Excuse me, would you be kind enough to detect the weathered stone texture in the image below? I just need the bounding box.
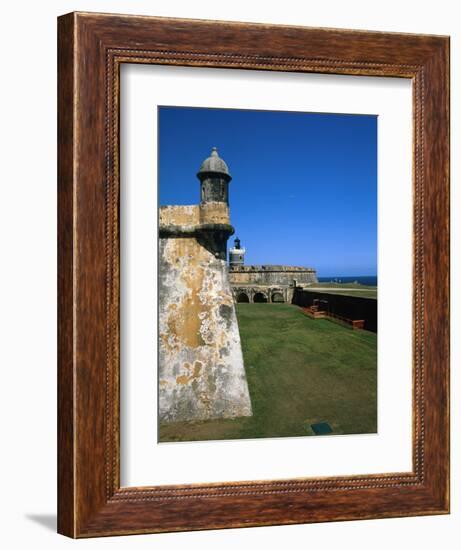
[199,201,230,225]
[229,264,317,304]
[158,205,252,423]
[159,204,200,228]
[229,265,318,286]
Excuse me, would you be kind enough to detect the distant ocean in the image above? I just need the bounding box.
[318,276,378,286]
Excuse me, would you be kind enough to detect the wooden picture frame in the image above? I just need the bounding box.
[57,12,450,538]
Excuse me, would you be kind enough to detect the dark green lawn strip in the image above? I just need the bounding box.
[308,283,377,299]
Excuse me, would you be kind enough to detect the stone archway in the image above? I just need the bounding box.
[271,291,285,303]
[253,292,268,303]
[236,292,250,303]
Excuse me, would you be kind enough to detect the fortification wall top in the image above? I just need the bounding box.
[229,265,316,273]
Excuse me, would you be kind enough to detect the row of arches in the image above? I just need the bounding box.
[235,290,285,303]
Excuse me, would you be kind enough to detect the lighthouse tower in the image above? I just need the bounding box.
[229,237,246,267]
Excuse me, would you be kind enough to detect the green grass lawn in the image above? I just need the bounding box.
[159,303,377,442]
[308,282,377,299]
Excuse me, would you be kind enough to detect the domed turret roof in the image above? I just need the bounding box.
[197,147,231,180]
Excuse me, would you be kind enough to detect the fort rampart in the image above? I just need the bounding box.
[292,288,377,332]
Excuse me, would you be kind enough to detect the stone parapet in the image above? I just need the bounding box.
[229,265,317,273]
[229,265,318,287]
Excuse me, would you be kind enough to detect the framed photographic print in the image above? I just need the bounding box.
[57,12,450,537]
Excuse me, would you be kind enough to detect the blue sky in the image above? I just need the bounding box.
[158,106,377,277]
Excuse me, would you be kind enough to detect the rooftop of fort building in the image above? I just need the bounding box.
[229,265,316,272]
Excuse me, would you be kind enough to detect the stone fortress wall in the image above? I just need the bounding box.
[228,256,318,304]
[229,265,317,286]
[158,146,318,423]
[158,148,252,423]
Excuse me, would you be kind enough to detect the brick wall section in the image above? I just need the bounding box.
[292,288,378,333]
